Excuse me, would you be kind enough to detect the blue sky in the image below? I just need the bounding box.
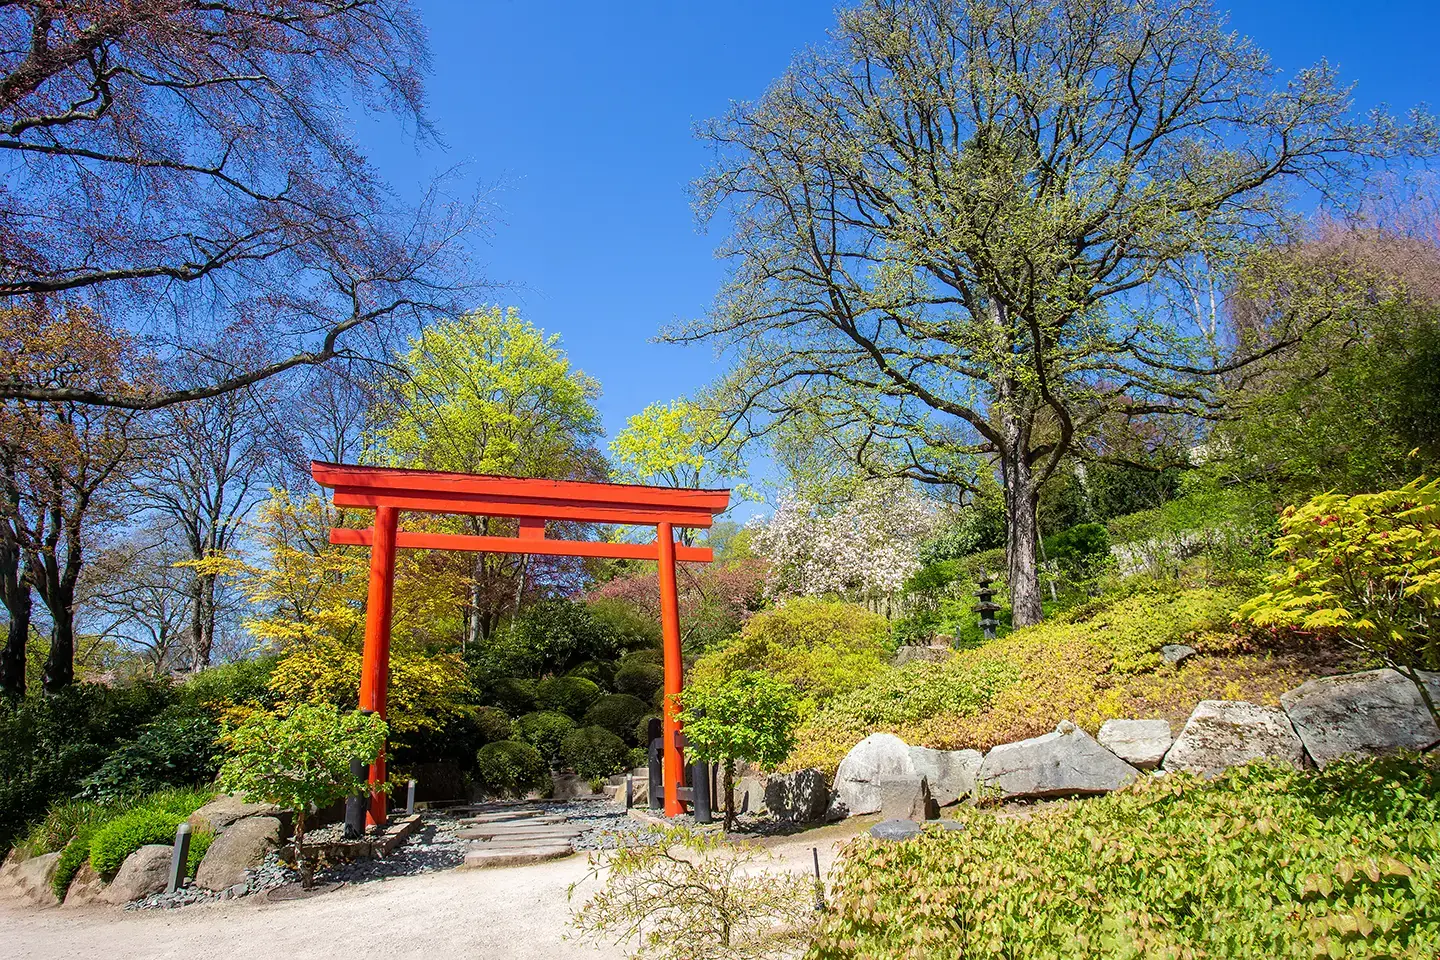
[356,0,1440,447]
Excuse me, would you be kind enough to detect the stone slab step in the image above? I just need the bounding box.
[458,813,565,826]
[468,837,577,850]
[461,845,576,869]
[457,826,583,841]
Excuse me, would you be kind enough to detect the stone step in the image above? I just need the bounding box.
[467,836,577,850]
[461,845,576,869]
[458,813,565,826]
[457,826,583,841]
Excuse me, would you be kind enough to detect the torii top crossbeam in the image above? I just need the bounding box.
[310,461,731,822]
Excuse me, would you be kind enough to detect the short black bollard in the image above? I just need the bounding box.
[812,846,826,911]
[406,778,417,815]
[691,758,712,824]
[344,756,366,840]
[625,774,634,809]
[647,717,664,811]
[168,822,192,894]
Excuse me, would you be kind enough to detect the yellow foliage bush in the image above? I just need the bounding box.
[786,587,1328,773]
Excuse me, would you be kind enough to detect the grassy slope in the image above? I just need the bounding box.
[787,586,1357,773]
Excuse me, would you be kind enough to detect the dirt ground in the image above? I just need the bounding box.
[2,821,871,960]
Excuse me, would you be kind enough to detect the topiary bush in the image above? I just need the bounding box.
[534,675,601,719]
[567,659,617,691]
[614,662,664,703]
[583,694,650,744]
[511,711,577,767]
[474,741,550,799]
[86,787,215,877]
[561,726,630,782]
[813,757,1440,959]
[487,676,537,715]
[635,713,661,746]
[474,706,513,744]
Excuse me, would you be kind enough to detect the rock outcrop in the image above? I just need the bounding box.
[1280,669,1440,768]
[104,845,172,905]
[188,794,284,834]
[878,776,936,821]
[196,815,280,891]
[1097,719,1173,770]
[1162,700,1306,777]
[977,721,1139,800]
[764,769,829,822]
[833,733,916,816]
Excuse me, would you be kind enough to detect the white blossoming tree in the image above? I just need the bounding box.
[750,481,938,602]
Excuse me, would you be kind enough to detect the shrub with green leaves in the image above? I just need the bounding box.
[583,694,650,744]
[52,827,98,900]
[535,675,601,719]
[86,787,215,877]
[474,705,513,744]
[813,757,1440,959]
[474,740,550,799]
[561,726,630,782]
[14,799,115,858]
[486,676,537,715]
[512,711,577,767]
[691,599,890,715]
[614,662,664,703]
[77,708,222,804]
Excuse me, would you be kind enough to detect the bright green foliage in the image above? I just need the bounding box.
[1242,478,1440,720]
[535,675,602,719]
[1106,478,1276,585]
[584,694,650,744]
[474,741,550,799]
[569,825,815,960]
[562,726,631,782]
[610,398,748,493]
[512,711,577,767]
[86,787,215,877]
[474,706,513,744]
[76,708,221,804]
[789,587,1317,772]
[691,599,890,714]
[52,827,98,900]
[813,757,1440,959]
[186,828,215,878]
[14,799,116,858]
[217,704,387,845]
[378,306,602,476]
[498,600,620,677]
[587,598,663,650]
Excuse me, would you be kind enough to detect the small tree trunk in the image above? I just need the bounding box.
[1398,663,1440,729]
[723,758,736,833]
[1001,441,1043,628]
[41,582,76,693]
[0,571,30,698]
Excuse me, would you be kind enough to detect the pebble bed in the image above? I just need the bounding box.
[126,801,660,910]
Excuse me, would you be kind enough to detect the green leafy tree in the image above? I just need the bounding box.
[217,703,387,885]
[676,0,1431,627]
[677,672,799,831]
[1241,478,1440,724]
[379,306,605,643]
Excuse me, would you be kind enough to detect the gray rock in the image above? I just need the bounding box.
[1097,719,1173,770]
[869,819,922,842]
[878,775,937,821]
[1161,644,1198,666]
[977,721,1139,800]
[1162,700,1307,777]
[105,844,173,905]
[196,816,281,891]
[732,777,766,815]
[61,862,106,907]
[1281,669,1440,768]
[188,794,284,834]
[833,733,916,816]
[893,646,953,667]
[6,851,61,906]
[763,768,829,822]
[908,746,983,805]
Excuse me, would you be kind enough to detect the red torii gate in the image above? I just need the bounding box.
[310,460,730,823]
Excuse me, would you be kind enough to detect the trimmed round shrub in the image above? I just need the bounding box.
[620,648,663,667]
[561,726,630,782]
[89,808,183,877]
[588,598,662,650]
[474,741,549,799]
[614,662,664,702]
[511,711,577,767]
[583,694,650,744]
[567,659,617,691]
[487,676,537,715]
[534,675,601,719]
[474,706,513,744]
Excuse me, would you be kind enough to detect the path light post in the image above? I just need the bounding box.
[167,822,192,895]
[974,574,1001,642]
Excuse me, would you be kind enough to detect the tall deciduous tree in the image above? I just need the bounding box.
[678,0,1432,625]
[0,1,485,411]
[379,306,606,643]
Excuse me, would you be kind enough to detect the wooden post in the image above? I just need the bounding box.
[359,505,399,826]
[657,521,685,816]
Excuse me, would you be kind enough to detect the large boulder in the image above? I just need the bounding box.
[1097,719,1173,770]
[1281,669,1440,768]
[1162,701,1306,777]
[2,851,62,906]
[833,733,916,816]
[733,777,766,816]
[764,769,829,823]
[878,776,937,821]
[908,746,983,805]
[977,721,1139,800]
[104,844,173,905]
[196,815,280,891]
[62,862,106,907]
[188,794,284,834]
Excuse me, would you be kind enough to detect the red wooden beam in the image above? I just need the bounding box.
[329,487,718,529]
[329,527,715,562]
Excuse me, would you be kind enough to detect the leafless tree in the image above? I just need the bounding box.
[83,526,193,677]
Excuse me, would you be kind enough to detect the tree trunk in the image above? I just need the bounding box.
[999,431,1043,628]
[0,572,29,698]
[41,592,75,693]
[723,758,736,833]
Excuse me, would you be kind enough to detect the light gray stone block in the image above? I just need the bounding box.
[196,815,280,891]
[1097,719,1173,770]
[1162,700,1306,777]
[908,746,983,805]
[833,733,916,816]
[977,721,1139,800]
[1281,669,1440,768]
[764,768,829,822]
[878,775,937,821]
[104,845,173,904]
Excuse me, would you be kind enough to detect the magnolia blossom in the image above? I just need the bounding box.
[750,481,939,600]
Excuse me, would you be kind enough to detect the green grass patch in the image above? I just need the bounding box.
[813,756,1440,959]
